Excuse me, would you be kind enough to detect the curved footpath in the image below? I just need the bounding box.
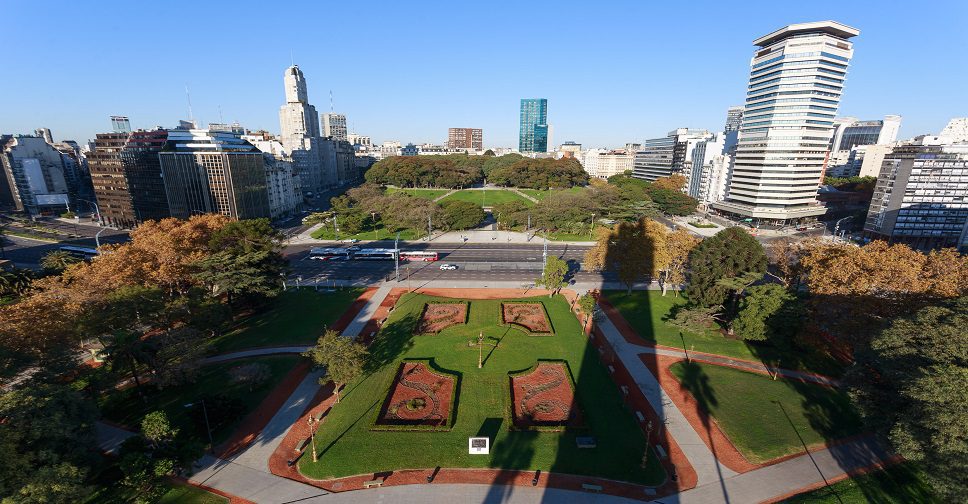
[96,282,894,503]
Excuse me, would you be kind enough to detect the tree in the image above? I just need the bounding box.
[651,174,687,192]
[578,293,597,330]
[846,297,968,501]
[732,284,797,342]
[645,186,699,215]
[537,256,568,297]
[302,330,368,403]
[0,268,32,299]
[440,200,484,230]
[685,227,767,307]
[40,250,81,274]
[100,330,153,399]
[194,218,286,305]
[660,228,699,296]
[483,149,495,157]
[584,219,670,293]
[140,411,178,449]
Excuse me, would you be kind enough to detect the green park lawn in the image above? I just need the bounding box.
[298,293,665,485]
[517,187,586,201]
[210,288,364,352]
[385,187,450,200]
[310,222,423,241]
[439,189,534,207]
[669,361,862,463]
[604,291,844,376]
[99,355,301,445]
[781,463,938,504]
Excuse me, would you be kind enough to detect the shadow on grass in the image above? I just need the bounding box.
[364,312,418,374]
[675,361,731,503]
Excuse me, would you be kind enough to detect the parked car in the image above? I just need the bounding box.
[439,263,458,270]
[341,238,359,243]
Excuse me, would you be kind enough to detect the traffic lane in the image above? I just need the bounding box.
[30,218,130,239]
[282,244,589,262]
[1,233,130,265]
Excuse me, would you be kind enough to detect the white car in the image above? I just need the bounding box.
[439,264,457,270]
[341,238,359,243]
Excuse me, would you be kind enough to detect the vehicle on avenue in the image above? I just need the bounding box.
[400,251,439,262]
[354,248,396,260]
[439,263,457,270]
[309,247,351,261]
[341,238,360,243]
[58,245,99,260]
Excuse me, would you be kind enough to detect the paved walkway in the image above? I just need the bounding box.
[651,436,893,504]
[343,284,392,338]
[597,311,739,487]
[96,422,137,454]
[200,346,311,365]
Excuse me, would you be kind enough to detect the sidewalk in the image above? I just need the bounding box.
[596,310,738,487]
[292,224,595,246]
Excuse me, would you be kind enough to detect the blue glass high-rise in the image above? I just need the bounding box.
[519,99,548,153]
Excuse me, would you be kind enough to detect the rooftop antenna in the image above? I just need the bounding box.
[218,105,224,124]
[185,84,194,126]
[329,90,334,113]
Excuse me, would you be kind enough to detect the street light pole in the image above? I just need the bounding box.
[77,198,104,227]
[307,416,319,462]
[394,232,400,282]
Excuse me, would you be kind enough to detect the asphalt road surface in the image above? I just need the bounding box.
[284,242,611,285]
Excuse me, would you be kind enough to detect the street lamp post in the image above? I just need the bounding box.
[307,415,319,462]
[371,212,378,241]
[184,400,214,452]
[77,198,104,227]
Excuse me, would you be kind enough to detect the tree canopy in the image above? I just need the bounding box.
[302,330,368,403]
[440,200,485,230]
[364,155,483,188]
[685,227,767,308]
[488,157,589,189]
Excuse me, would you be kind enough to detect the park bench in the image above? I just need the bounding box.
[575,436,597,449]
[363,479,384,488]
[581,483,603,492]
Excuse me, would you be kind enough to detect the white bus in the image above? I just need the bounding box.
[309,247,351,261]
[354,248,397,260]
[59,245,99,260]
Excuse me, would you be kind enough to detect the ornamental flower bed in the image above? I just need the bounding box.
[374,360,457,430]
[509,361,583,431]
[416,302,468,334]
[502,303,553,335]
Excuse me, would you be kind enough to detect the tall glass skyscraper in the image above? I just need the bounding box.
[519,99,548,153]
[713,21,859,223]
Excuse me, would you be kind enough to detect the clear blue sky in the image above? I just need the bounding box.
[2,0,966,148]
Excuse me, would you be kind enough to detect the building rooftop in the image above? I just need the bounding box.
[754,20,859,47]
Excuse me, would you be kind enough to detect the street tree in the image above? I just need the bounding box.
[302,330,368,403]
[846,297,968,501]
[578,293,597,330]
[40,250,82,274]
[732,283,798,342]
[141,411,178,449]
[685,227,767,307]
[660,228,699,296]
[651,174,687,192]
[537,256,568,297]
[441,200,485,230]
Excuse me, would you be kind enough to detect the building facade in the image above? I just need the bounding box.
[322,113,348,141]
[864,141,968,251]
[633,128,713,182]
[88,129,170,228]
[713,21,859,222]
[278,65,326,193]
[264,156,302,219]
[159,130,270,220]
[0,136,73,214]
[688,134,726,198]
[447,128,483,150]
[725,106,744,133]
[519,99,548,153]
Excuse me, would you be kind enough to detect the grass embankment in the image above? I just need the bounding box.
[605,291,844,376]
[670,361,862,463]
[211,288,364,352]
[781,463,938,503]
[299,293,665,485]
[439,189,534,207]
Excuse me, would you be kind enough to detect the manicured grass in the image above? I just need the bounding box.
[439,189,534,207]
[211,288,365,352]
[385,187,450,200]
[781,463,939,503]
[299,293,665,485]
[688,221,718,229]
[310,223,423,241]
[669,361,863,463]
[518,187,585,201]
[99,355,301,445]
[604,291,844,376]
[86,480,228,504]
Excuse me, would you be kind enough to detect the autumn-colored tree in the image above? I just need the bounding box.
[800,241,968,346]
[651,174,687,192]
[660,228,699,296]
[584,218,670,293]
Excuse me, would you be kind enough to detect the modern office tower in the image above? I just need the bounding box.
[111,116,132,134]
[831,115,901,153]
[688,134,726,198]
[864,140,968,251]
[87,129,170,228]
[633,128,713,181]
[0,135,74,214]
[519,99,549,153]
[321,113,348,141]
[725,106,744,133]
[447,128,483,150]
[208,122,245,134]
[713,21,859,223]
[159,129,270,220]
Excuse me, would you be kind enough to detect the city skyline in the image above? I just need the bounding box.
[2,1,967,148]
